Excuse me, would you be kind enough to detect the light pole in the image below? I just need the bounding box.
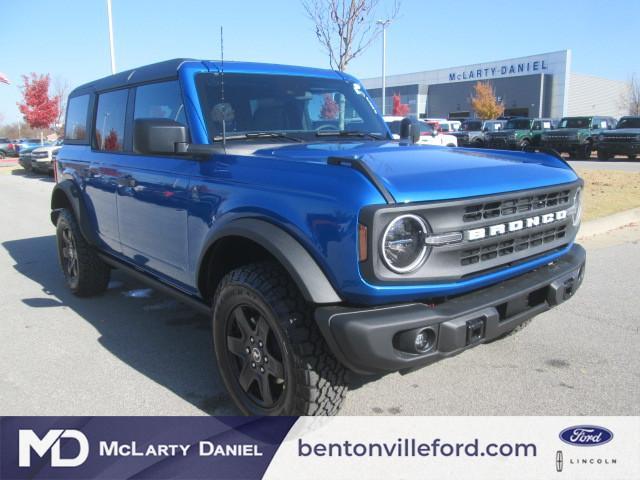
[106,0,116,74]
[376,19,391,115]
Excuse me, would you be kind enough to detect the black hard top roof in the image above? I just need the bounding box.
[70,58,197,97]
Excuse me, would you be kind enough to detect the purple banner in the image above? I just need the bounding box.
[0,416,297,480]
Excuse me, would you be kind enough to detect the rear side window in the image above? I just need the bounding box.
[95,89,128,152]
[65,95,90,142]
[134,81,186,124]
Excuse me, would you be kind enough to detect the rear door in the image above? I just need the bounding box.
[86,89,129,252]
[114,80,193,286]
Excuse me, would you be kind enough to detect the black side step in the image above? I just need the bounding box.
[327,156,396,204]
[98,254,212,316]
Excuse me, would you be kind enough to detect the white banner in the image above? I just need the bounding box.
[265,416,639,480]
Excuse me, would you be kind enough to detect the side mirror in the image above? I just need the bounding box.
[134,118,188,155]
[400,117,421,144]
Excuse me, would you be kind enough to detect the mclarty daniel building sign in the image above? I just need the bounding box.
[447,59,549,82]
[363,51,572,119]
[363,50,627,119]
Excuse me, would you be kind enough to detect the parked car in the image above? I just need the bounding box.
[16,138,44,153]
[596,116,640,160]
[485,117,556,150]
[18,145,41,171]
[452,119,484,147]
[384,116,457,146]
[452,119,504,147]
[0,138,19,158]
[425,118,459,133]
[540,116,616,159]
[31,139,63,174]
[52,58,585,416]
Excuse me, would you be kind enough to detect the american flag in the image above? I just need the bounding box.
[0,72,10,85]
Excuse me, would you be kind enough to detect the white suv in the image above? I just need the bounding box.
[384,116,458,147]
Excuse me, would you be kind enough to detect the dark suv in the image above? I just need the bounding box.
[541,116,616,159]
[596,116,640,160]
[51,59,586,416]
[485,117,556,150]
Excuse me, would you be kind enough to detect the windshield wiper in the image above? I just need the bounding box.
[214,132,304,143]
[315,130,384,140]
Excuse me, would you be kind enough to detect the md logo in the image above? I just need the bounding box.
[18,429,89,467]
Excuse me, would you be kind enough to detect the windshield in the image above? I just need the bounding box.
[460,121,482,131]
[559,117,590,129]
[506,119,531,130]
[617,117,640,129]
[419,122,435,135]
[195,73,387,141]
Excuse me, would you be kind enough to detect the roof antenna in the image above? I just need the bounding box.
[220,25,226,148]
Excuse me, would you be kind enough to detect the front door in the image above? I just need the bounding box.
[115,81,192,286]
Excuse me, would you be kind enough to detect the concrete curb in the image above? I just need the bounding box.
[577,207,640,240]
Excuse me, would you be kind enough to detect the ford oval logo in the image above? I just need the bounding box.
[559,425,613,447]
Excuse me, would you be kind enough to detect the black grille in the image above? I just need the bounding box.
[463,189,571,222]
[460,225,567,266]
[602,135,638,143]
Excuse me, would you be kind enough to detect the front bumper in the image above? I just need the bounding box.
[32,159,53,172]
[597,142,640,156]
[487,138,517,149]
[540,140,580,153]
[316,244,585,375]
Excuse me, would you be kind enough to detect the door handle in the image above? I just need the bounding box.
[117,175,136,187]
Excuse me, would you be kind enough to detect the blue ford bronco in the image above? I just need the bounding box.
[52,59,585,415]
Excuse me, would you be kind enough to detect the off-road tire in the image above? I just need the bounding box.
[55,208,110,297]
[520,139,531,151]
[212,261,348,416]
[578,142,592,160]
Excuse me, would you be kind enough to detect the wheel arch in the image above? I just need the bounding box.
[50,180,100,246]
[197,219,342,306]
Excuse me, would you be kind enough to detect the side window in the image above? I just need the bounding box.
[95,89,128,152]
[532,121,541,131]
[65,95,90,142]
[134,81,186,124]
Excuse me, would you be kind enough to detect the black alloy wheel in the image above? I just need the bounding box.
[225,303,286,409]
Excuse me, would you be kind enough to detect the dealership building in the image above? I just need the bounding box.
[362,50,627,120]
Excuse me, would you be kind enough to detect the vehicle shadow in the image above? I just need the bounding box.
[2,234,373,415]
[11,168,54,182]
[2,234,239,415]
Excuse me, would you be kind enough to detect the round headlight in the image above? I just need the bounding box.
[598,134,604,142]
[571,187,583,227]
[381,214,429,273]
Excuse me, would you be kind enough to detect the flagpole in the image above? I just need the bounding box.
[106,0,116,74]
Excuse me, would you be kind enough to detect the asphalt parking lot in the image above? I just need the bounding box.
[0,170,638,416]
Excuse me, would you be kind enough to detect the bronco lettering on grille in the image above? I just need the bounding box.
[466,210,568,241]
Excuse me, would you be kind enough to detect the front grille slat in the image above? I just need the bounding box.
[460,224,568,266]
[462,190,571,223]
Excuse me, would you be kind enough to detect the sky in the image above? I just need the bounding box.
[1,0,638,124]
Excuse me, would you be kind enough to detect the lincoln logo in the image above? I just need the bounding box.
[465,209,568,241]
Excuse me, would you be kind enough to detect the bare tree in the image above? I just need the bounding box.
[302,0,400,72]
[619,74,640,116]
[53,76,70,131]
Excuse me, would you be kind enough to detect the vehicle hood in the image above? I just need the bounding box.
[257,141,578,203]
[32,145,57,153]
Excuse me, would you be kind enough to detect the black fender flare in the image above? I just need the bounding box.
[198,218,342,304]
[50,180,101,246]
